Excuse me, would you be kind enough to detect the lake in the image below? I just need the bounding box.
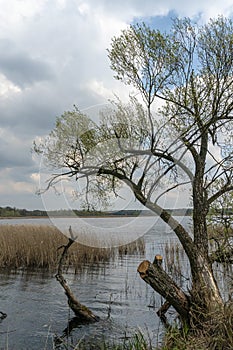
[0,216,191,349]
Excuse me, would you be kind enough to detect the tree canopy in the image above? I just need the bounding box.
[36,16,233,335]
[38,16,232,212]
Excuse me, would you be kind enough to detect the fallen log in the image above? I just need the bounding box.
[138,255,190,324]
[56,227,99,323]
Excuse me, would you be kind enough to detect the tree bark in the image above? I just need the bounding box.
[189,254,224,312]
[56,228,99,323]
[137,258,190,325]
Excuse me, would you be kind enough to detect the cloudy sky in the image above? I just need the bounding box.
[0,0,233,211]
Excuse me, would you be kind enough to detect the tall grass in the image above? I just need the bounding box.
[0,225,145,272]
[163,241,190,289]
[55,331,154,350]
[159,302,233,350]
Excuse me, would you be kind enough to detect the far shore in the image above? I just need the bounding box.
[0,212,191,220]
[0,216,50,220]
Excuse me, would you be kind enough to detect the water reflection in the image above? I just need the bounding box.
[54,316,100,349]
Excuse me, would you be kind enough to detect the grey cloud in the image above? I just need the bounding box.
[0,165,37,183]
[0,74,106,138]
[1,193,44,210]
[0,135,34,170]
[0,40,54,88]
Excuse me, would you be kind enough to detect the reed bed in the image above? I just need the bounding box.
[164,241,189,287]
[0,225,145,272]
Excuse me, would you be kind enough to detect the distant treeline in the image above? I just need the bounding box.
[0,206,48,217]
[0,206,193,217]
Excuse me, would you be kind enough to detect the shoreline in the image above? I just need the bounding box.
[0,212,191,220]
[0,215,155,220]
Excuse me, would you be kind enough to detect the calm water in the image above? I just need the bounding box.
[0,216,191,349]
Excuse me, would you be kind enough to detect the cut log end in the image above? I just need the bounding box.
[153,254,163,267]
[137,260,150,278]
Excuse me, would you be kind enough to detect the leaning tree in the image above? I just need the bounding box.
[36,17,233,332]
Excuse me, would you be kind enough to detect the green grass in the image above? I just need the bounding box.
[55,331,154,350]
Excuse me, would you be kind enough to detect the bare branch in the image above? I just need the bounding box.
[208,184,233,206]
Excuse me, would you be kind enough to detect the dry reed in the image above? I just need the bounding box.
[0,225,145,272]
[164,241,189,286]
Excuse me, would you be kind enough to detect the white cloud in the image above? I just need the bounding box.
[0,0,46,34]
[173,0,233,19]
[0,74,21,98]
[30,172,40,183]
[77,2,90,16]
[86,79,123,101]
[0,180,35,195]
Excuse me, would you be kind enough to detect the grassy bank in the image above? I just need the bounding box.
[0,225,145,271]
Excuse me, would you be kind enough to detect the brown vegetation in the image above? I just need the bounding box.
[0,225,145,271]
[160,302,233,350]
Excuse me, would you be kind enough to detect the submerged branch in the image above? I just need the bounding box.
[157,300,171,328]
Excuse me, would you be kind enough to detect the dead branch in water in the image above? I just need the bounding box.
[55,226,99,323]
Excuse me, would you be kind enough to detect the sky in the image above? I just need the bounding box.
[0,0,233,211]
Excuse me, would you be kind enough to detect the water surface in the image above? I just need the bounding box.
[0,216,191,349]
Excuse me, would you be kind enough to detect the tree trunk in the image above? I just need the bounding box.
[192,186,224,316]
[190,161,224,318]
[189,253,224,324]
[134,187,224,325]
